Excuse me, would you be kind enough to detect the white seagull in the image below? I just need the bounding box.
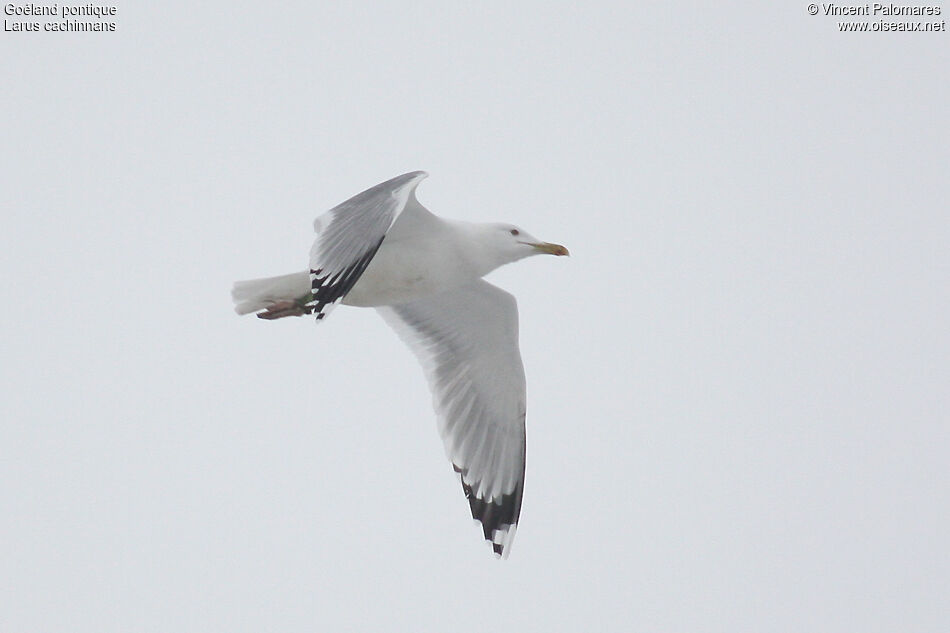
[231,171,568,558]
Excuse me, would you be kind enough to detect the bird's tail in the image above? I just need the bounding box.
[231,270,311,315]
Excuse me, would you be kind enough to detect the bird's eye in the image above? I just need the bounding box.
[510,229,520,236]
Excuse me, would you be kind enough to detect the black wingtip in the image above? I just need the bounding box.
[454,464,523,558]
[308,236,385,321]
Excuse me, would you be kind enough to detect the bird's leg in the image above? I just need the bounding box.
[256,293,315,320]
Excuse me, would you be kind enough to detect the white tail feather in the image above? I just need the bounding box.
[231,270,311,315]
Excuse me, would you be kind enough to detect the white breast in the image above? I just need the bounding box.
[343,232,478,307]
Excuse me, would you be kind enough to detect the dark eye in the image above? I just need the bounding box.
[510,229,520,236]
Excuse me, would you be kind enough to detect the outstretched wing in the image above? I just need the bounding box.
[377,280,527,558]
[308,171,428,321]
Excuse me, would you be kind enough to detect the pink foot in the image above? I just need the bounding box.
[257,300,314,320]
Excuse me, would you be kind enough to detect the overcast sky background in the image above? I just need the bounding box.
[2,2,948,631]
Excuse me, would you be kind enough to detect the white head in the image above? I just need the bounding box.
[471,222,569,275]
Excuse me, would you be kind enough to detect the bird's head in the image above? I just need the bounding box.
[465,222,569,276]
[490,223,570,262]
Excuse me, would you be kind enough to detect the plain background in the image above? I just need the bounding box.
[2,2,947,631]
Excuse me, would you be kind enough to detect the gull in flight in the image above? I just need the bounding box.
[231,171,568,557]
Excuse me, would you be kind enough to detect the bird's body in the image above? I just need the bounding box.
[344,218,470,307]
[232,171,567,557]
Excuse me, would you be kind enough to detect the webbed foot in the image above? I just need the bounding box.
[256,299,314,320]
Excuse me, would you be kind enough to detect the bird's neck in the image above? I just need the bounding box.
[449,220,515,278]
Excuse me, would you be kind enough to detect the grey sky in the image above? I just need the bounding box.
[1,2,947,631]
